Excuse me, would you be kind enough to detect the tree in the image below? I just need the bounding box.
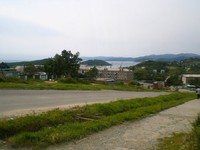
[44,50,82,79]
[134,69,149,80]
[165,75,182,86]
[85,67,99,79]
[24,64,36,76]
[187,78,200,86]
[44,58,54,79]
[61,50,82,77]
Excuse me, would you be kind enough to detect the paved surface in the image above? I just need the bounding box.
[0,90,168,118]
[46,99,200,150]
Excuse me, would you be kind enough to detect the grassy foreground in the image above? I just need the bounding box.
[0,92,195,149]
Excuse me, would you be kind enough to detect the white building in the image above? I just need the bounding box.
[182,74,200,84]
[79,65,133,81]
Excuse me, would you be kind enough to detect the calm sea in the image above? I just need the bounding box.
[106,61,139,68]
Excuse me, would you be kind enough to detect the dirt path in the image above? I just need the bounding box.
[47,99,200,150]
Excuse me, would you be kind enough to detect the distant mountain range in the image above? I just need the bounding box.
[82,56,135,61]
[133,53,200,62]
[82,53,200,62]
[5,53,200,66]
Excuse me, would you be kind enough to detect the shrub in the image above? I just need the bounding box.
[193,114,200,149]
[0,77,28,84]
[58,77,90,84]
[0,109,75,139]
[128,80,137,86]
[59,77,78,83]
[0,77,5,82]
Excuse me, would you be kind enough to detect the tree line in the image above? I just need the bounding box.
[131,58,200,86]
[22,50,200,86]
[21,50,99,80]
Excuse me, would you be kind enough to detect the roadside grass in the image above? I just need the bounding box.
[0,77,28,84]
[0,92,195,149]
[193,114,200,150]
[0,76,152,91]
[156,114,200,150]
[0,81,147,91]
[156,132,197,150]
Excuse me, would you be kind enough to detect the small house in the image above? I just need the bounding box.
[0,62,18,77]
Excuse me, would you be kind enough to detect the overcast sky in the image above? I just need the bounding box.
[0,0,200,61]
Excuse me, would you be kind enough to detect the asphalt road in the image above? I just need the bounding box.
[0,90,168,118]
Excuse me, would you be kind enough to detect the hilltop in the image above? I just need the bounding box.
[81,59,111,66]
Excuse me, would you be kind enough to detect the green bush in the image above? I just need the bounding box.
[59,77,78,83]
[0,109,75,139]
[128,80,137,86]
[58,77,90,84]
[0,77,4,82]
[193,115,200,149]
[0,76,28,84]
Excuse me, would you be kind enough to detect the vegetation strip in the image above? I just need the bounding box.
[194,115,200,150]
[0,92,195,149]
[156,132,197,150]
[0,81,146,91]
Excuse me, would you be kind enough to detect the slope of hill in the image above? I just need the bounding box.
[7,59,49,67]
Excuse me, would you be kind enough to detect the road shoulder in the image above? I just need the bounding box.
[47,99,200,150]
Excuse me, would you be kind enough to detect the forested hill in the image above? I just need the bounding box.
[130,58,200,75]
[7,59,49,67]
[6,59,111,67]
[133,58,200,70]
[131,58,200,85]
[81,59,111,66]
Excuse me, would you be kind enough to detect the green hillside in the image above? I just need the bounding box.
[131,58,200,86]
[81,59,111,66]
[7,59,49,67]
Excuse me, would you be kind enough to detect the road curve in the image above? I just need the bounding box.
[0,90,168,118]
